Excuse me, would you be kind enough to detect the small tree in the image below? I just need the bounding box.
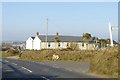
[100,39,107,47]
[17,46,22,57]
[92,36,99,49]
[82,33,92,50]
[93,37,99,43]
[106,38,110,44]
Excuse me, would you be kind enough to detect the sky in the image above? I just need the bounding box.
[2,2,118,41]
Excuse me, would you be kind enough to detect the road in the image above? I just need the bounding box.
[1,58,98,80]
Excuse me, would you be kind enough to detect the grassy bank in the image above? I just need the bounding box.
[20,49,95,61]
[89,46,119,77]
[20,47,119,77]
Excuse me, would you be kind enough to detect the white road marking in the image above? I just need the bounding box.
[41,76,50,80]
[34,61,45,65]
[21,67,32,73]
[32,61,45,65]
[11,63,17,65]
[5,69,14,72]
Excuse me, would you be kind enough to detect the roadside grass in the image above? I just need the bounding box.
[89,46,119,77]
[20,46,119,77]
[20,49,95,61]
[0,51,2,58]
[0,45,118,77]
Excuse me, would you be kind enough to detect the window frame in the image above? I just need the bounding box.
[48,43,51,47]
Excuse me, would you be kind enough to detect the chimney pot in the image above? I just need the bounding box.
[36,32,39,36]
[56,32,59,36]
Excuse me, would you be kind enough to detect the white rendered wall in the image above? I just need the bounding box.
[26,37,34,50]
[33,36,41,50]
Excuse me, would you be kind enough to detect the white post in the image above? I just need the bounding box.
[109,22,113,46]
[46,17,48,48]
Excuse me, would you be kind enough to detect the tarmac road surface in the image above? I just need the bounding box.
[1,58,98,80]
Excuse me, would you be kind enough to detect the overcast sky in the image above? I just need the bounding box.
[2,2,118,41]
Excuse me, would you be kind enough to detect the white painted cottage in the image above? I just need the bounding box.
[26,37,35,50]
[26,32,97,50]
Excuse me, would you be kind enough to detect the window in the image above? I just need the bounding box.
[48,43,50,47]
[67,43,69,47]
[82,43,84,47]
[58,43,61,47]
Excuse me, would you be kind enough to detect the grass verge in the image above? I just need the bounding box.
[20,47,119,77]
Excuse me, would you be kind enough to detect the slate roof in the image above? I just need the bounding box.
[31,37,35,40]
[37,35,94,42]
[113,40,118,44]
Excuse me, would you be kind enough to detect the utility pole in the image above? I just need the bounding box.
[46,17,48,49]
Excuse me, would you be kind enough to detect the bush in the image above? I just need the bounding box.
[1,47,10,51]
[6,49,16,54]
[2,49,18,57]
[89,46,118,77]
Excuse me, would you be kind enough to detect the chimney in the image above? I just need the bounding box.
[56,32,59,36]
[36,32,39,36]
